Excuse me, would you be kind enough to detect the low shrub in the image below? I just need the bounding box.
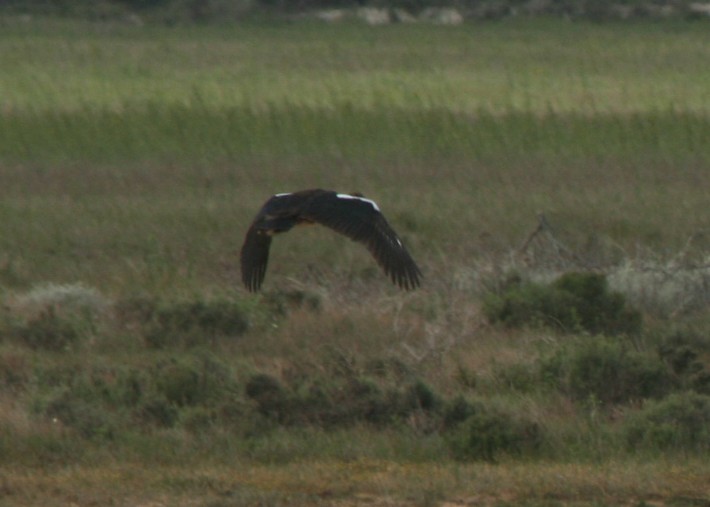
[32,352,238,438]
[624,392,710,452]
[540,337,672,405]
[4,283,110,351]
[447,400,543,462]
[135,394,179,428]
[657,330,710,395]
[340,378,419,426]
[405,379,441,412]
[115,368,146,406]
[32,364,136,439]
[180,406,218,433]
[245,373,293,424]
[43,390,123,440]
[151,352,238,408]
[484,272,642,336]
[442,395,479,429]
[154,362,202,406]
[261,288,322,317]
[490,361,539,393]
[11,309,84,351]
[0,350,30,392]
[144,298,249,348]
[244,372,441,428]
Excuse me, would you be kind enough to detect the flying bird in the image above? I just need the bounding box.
[240,189,422,292]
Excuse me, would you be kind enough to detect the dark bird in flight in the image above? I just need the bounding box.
[240,189,422,292]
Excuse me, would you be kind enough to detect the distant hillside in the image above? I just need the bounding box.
[2,0,710,23]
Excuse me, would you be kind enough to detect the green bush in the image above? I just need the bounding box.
[443,395,479,429]
[261,289,322,317]
[540,337,672,405]
[484,272,642,336]
[33,365,140,439]
[151,353,237,407]
[244,372,441,428]
[404,379,441,412]
[658,331,710,395]
[10,309,84,352]
[115,368,146,406]
[624,392,710,452]
[330,377,403,426]
[31,353,237,438]
[154,362,201,406]
[0,350,31,392]
[491,361,539,392]
[144,298,249,348]
[447,401,543,462]
[43,390,123,440]
[245,373,292,424]
[135,395,179,428]
[341,378,419,426]
[180,406,218,432]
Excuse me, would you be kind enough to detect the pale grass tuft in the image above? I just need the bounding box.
[7,282,110,320]
[608,257,710,317]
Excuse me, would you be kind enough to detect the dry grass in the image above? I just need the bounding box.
[1,458,708,506]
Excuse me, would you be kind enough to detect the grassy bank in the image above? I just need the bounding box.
[0,17,709,506]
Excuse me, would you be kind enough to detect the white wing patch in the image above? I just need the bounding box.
[273,192,292,198]
[336,193,381,212]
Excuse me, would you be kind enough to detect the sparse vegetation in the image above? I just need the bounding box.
[446,398,543,462]
[483,272,643,335]
[624,392,710,452]
[539,336,673,405]
[0,16,709,507]
[143,298,250,348]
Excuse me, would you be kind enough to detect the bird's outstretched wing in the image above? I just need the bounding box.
[240,224,272,292]
[301,192,422,290]
[239,189,422,292]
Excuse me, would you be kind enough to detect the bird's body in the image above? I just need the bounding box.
[240,189,421,292]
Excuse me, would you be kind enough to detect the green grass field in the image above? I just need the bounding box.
[0,16,709,506]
